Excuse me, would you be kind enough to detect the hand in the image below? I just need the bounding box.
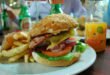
[5,6,16,20]
[0,8,2,14]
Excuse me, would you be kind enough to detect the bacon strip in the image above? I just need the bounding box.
[29,35,49,49]
[49,43,65,52]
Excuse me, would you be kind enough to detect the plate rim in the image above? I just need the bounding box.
[0,46,96,75]
[38,47,96,75]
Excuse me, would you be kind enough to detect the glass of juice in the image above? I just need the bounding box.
[85,22,107,52]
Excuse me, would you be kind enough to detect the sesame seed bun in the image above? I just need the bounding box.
[30,14,77,37]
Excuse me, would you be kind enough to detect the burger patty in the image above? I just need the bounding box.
[29,36,66,52]
[29,34,50,49]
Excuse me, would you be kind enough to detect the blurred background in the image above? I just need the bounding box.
[0,0,110,44]
[0,0,108,20]
[0,0,109,33]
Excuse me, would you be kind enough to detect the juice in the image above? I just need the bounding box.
[85,22,107,52]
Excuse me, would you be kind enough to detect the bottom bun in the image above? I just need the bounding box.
[76,29,85,36]
[32,52,81,66]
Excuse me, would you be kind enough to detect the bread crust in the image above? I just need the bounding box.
[30,14,78,37]
[32,52,81,66]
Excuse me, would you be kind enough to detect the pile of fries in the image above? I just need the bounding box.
[0,31,35,63]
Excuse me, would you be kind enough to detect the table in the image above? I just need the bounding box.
[78,40,110,75]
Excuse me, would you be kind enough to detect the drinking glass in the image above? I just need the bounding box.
[85,22,107,52]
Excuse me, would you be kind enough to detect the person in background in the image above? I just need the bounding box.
[4,6,19,25]
[103,0,110,29]
[0,4,19,26]
[29,0,87,21]
[0,7,3,35]
[0,4,19,33]
[1,0,86,25]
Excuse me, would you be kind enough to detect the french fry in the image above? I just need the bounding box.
[0,46,2,58]
[24,54,29,63]
[1,33,15,50]
[2,44,29,57]
[21,31,30,43]
[0,52,2,58]
[13,31,29,40]
[13,41,24,47]
[20,31,29,39]
[8,50,28,62]
[11,45,17,49]
[0,31,31,63]
[29,56,35,63]
[21,40,29,43]
[0,46,1,51]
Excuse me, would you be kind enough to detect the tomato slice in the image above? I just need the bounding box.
[68,37,76,40]
[65,38,76,46]
[41,45,72,57]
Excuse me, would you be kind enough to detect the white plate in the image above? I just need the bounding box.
[0,46,96,75]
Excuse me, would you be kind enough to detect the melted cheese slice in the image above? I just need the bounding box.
[47,29,74,49]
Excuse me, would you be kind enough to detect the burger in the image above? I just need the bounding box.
[29,14,87,66]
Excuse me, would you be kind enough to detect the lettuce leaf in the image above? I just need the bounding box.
[36,52,75,61]
[74,41,88,53]
[36,41,87,61]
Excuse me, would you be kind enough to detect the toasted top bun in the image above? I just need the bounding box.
[30,14,78,37]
